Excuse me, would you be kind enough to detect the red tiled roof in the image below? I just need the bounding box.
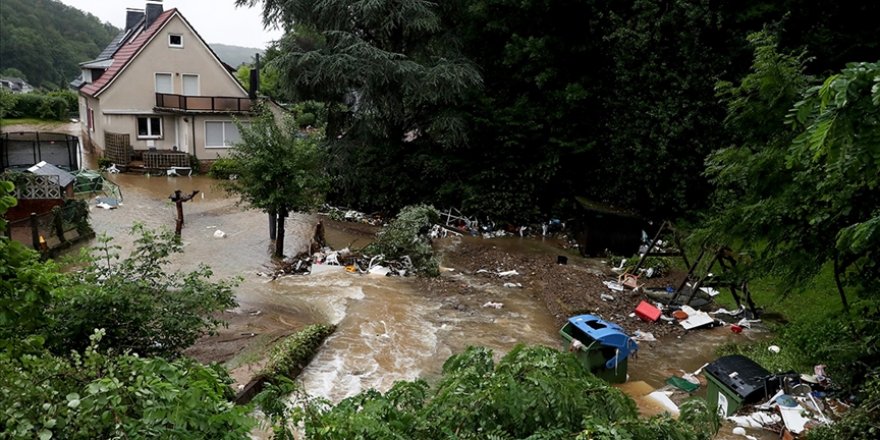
[80,9,177,97]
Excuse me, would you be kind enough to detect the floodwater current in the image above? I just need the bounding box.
[81,172,772,439]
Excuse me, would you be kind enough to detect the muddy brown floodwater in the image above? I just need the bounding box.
[78,166,770,439]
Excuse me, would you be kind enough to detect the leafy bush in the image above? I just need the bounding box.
[295,112,316,128]
[364,204,440,276]
[96,157,112,170]
[46,225,239,358]
[8,90,77,120]
[267,345,718,439]
[209,157,240,179]
[261,324,336,380]
[0,330,254,439]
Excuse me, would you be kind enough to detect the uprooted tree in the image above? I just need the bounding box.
[223,107,329,257]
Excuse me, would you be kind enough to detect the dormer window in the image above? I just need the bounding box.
[169,34,183,48]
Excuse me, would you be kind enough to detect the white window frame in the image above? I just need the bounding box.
[181,73,200,96]
[154,72,173,94]
[137,116,163,139]
[168,33,183,48]
[205,120,246,149]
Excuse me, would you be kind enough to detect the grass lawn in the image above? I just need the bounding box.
[0,118,69,129]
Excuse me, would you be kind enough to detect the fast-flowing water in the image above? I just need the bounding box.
[84,172,561,403]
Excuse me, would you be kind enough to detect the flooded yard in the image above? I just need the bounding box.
[76,166,772,439]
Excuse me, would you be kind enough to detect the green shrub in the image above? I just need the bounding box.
[208,157,240,179]
[97,157,112,170]
[261,324,336,380]
[296,112,316,128]
[365,204,440,276]
[8,91,77,120]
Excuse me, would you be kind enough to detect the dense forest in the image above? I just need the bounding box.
[0,0,119,89]
[245,0,879,222]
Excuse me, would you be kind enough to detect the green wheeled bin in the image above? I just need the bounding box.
[559,314,638,383]
[704,355,775,416]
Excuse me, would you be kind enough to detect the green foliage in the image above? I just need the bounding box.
[295,112,316,128]
[268,345,717,439]
[237,0,482,214]
[208,157,240,180]
[0,0,119,89]
[364,204,440,276]
[224,107,328,215]
[96,157,112,170]
[261,324,336,380]
[0,181,62,350]
[0,329,255,439]
[46,225,239,357]
[0,88,17,120]
[8,90,78,120]
[698,46,880,306]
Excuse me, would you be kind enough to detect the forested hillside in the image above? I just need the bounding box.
[0,0,119,89]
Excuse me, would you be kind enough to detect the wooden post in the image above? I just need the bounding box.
[30,212,40,250]
[169,189,199,236]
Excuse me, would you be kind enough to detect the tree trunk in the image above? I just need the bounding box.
[833,251,851,314]
[274,208,287,258]
[268,208,276,240]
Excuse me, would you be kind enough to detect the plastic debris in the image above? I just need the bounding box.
[600,293,615,301]
[768,345,781,354]
[482,301,503,309]
[632,330,656,342]
[603,280,625,291]
[503,282,522,288]
[497,270,519,277]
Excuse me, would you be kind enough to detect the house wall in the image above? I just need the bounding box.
[92,13,248,153]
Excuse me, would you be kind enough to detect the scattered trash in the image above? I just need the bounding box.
[632,330,656,342]
[600,293,615,301]
[503,282,522,288]
[678,305,715,330]
[731,324,743,333]
[672,310,689,320]
[497,270,519,277]
[699,286,721,297]
[667,376,699,392]
[106,163,120,174]
[635,301,661,322]
[96,202,116,210]
[730,426,758,440]
[603,280,625,291]
[368,265,391,276]
[646,391,680,416]
[482,302,503,309]
[213,230,227,238]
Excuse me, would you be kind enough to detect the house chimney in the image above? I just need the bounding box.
[145,0,163,29]
[125,8,144,31]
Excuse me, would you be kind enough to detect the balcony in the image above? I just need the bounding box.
[155,93,255,114]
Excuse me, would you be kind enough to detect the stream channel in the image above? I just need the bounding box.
[82,172,770,439]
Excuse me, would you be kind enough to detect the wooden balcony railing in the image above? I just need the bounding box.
[155,93,255,113]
